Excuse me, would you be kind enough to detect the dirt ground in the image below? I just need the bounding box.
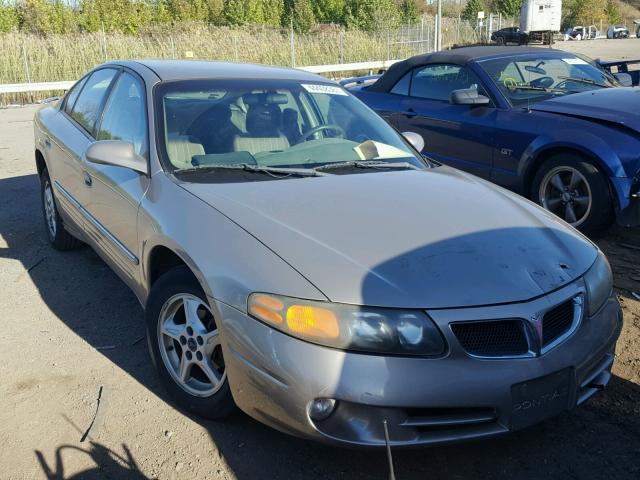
[1,86,639,478]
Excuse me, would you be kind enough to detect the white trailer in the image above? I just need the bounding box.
[520,0,562,44]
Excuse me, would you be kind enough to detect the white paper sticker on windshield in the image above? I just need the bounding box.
[302,84,348,96]
[563,57,589,65]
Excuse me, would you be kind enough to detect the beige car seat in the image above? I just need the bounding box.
[166,134,205,169]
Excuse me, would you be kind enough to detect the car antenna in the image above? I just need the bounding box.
[383,419,396,480]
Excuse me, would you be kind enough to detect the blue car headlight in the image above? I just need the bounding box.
[247,293,446,356]
[583,251,613,316]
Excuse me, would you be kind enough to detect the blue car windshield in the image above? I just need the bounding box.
[155,78,424,174]
[478,54,619,107]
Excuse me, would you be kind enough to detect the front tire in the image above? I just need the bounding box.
[40,169,82,250]
[531,154,613,233]
[145,266,235,419]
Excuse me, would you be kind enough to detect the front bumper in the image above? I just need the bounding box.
[612,176,640,227]
[216,281,622,448]
[617,187,640,227]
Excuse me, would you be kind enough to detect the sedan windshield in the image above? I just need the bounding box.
[478,54,619,107]
[155,78,424,179]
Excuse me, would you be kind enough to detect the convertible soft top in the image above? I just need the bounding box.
[367,46,563,93]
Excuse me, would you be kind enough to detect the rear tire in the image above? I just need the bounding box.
[146,266,235,420]
[531,154,614,234]
[40,169,82,250]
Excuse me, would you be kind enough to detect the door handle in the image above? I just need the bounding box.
[401,108,417,118]
[83,171,92,187]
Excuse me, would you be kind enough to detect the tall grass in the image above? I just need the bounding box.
[0,20,477,104]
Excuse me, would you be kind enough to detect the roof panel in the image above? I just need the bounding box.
[118,59,328,82]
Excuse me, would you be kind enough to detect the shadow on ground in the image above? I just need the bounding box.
[1,173,639,479]
[35,442,148,480]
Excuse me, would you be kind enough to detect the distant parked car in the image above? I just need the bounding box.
[635,19,640,38]
[491,26,528,45]
[33,59,623,448]
[347,46,640,232]
[607,25,629,38]
[565,25,597,40]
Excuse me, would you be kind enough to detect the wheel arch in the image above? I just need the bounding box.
[35,149,47,177]
[520,145,621,210]
[144,242,213,305]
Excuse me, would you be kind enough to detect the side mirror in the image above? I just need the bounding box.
[402,131,425,152]
[85,140,147,175]
[614,72,633,87]
[450,87,491,106]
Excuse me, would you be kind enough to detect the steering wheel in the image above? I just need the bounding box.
[298,124,345,143]
[554,79,584,91]
[529,76,554,88]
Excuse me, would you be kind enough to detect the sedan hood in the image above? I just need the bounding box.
[530,87,640,133]
[182,168,597,308]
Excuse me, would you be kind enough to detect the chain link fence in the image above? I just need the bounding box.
[1,18,485,84]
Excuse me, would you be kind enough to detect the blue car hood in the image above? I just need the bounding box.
[530,87,640,133]
[183,167,597,309]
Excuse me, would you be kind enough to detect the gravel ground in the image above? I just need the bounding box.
[0,100,638,480]
[555,37,640,61]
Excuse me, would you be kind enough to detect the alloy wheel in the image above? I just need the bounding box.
[539,166,592,228]
[43,181,57,238]
[157,293,226,398]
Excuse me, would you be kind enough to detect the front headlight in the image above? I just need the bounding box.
[247,293,446,356]
[583,251,613,316]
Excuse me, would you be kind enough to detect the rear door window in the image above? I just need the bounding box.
[69,68,118,135]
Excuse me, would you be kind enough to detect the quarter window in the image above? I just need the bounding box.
[409,64,485,101]
[70,68,118,134]
[97,72,146,156]
[63,77,87,115]
[390,72,411,95]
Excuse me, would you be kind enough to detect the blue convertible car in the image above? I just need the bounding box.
[346,46,640,233]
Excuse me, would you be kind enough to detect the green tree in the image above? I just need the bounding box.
[205,0,225,23]
[399,0,419,24]
[223,0,247,25]
[0,1,20,32]
[494,0,522,18]
[283,0,315,33]
[311,0,345,24]
[564,0,606,25]
[461,0,486,23]
[261,0,284,27]
[605,0,621,23]
[344,0,400,31]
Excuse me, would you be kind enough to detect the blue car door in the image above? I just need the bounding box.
[391,64,497,179]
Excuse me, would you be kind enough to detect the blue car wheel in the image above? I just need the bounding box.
[532,154,613,233]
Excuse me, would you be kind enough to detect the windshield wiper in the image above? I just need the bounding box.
[508,84,565,93]
[314,160,421,172]
[174,163,326,177]
[557,76,610,88]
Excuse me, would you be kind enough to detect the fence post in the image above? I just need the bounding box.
[101,21,107,62]
[22,43,31,84]
[434,14,439,52]
[386,30,390,60]
[339,30,344,64]
[233,36,238,61]
[170,36,176,59]
[290,21,295,68]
